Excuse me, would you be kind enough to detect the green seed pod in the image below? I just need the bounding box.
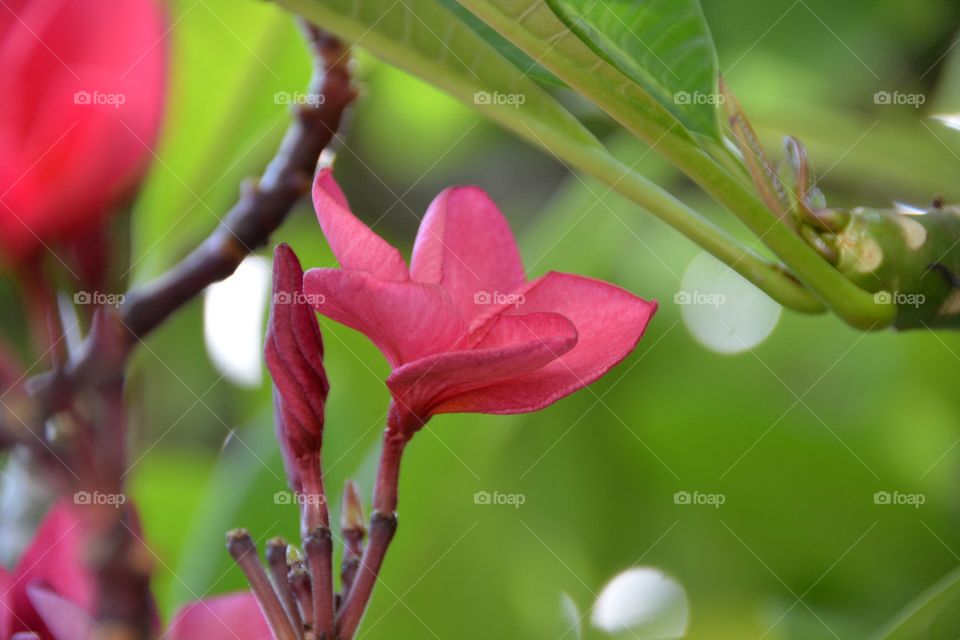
[832,206,960,329]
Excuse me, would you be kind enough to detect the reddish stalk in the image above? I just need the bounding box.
[266,538,304,636]
[335,403,417,639]
[298,453,334,638]
[228,530,299,640]
[288,564,314,629]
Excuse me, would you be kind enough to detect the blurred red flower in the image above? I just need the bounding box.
[0,0,167,265]
[0,501,94,639]
[0,500,270,640]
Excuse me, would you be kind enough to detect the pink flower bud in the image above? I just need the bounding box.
[264,244,329,480]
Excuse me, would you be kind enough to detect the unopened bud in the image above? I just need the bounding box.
[264,244,329,479]
[340,480,366,537]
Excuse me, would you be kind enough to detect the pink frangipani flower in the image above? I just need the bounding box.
[303,169,658,436]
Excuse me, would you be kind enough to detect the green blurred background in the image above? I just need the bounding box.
[15,0,960,637]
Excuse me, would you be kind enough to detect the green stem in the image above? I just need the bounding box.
[665,139,893,328]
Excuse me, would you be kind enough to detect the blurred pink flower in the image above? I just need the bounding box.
[0,501,94,639]
[0,501,269,640]
[0,0,167,264]
[167,593,271,640]
[303,169,658,436]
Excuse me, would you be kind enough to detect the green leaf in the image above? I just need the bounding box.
[437,0,565,87]
[274,0,602,159]
[544,0,721,140]
[871,566,960,639]
[455,0,698,148]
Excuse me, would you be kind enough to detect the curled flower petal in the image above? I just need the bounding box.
[410,186,526,322]
[313,168,408,281]
[387,312,577,422]
[436,272,657,414]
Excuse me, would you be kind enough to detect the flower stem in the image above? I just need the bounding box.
[298,453,330,535]
[335,511,398,640]
[267,538,304,637]
[228,530,299,640]
[298,450,334,638]
[373,426,410,515]
[304,527,335,639]
[336,408,412,639]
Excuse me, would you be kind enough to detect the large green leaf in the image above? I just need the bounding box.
[437,0,565,87]
[545,0,721,141]
[275,0,602,158]
[455,0,698,149]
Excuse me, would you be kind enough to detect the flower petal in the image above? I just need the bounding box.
[435,272,657,414]
[312,169,408,281]
[27,585,94,640]
[386,312,577,418]
[410,186,526,322]
[168,592,272,640]
[303,267,466,367]
[3,501,93,638]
